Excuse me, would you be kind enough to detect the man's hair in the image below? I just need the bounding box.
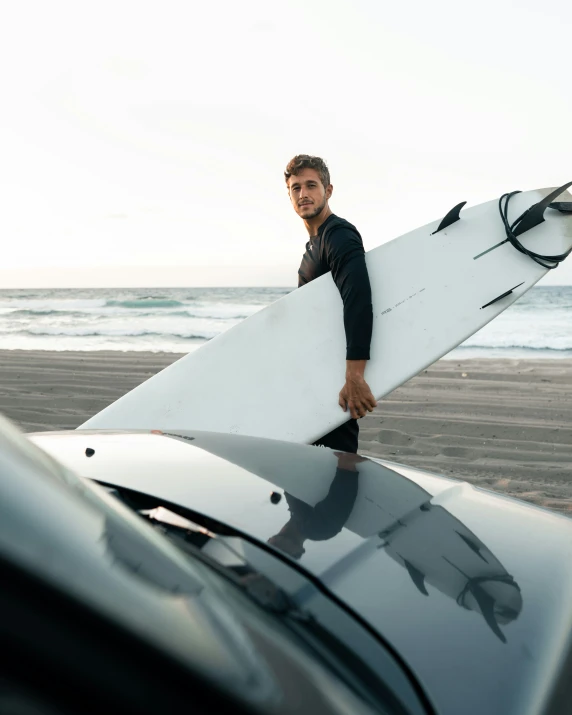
[284,154,330,189]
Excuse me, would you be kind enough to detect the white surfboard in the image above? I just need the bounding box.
[80,186,572,441]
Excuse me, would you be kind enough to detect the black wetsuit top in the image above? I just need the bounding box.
[298,214,373,453]
[285,468,359,541]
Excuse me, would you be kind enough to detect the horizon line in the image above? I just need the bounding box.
[0,285,298,291]
[0,284,571,291]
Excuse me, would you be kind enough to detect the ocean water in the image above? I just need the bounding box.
[0,286,570,359]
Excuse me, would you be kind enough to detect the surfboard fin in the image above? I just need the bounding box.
[431,201,467,235]
[464,582,507,643]
[481,282,524,309]
[403,560,429,596]
[549,202,572,214]
[512,181,572,237]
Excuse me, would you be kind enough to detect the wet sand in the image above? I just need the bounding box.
[1,350,571,515]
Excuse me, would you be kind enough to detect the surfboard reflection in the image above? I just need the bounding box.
[377,500,522,643]
[186,434,523,643]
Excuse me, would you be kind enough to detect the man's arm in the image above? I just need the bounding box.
[325,228,377,420]
[341,359,377,419]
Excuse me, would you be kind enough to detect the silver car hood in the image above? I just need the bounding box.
[30,428,572,715]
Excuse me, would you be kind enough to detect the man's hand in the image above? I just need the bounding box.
[333,451,369,471]
[338,359,377,420]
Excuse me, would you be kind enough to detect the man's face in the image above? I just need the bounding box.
[287,168,332,220]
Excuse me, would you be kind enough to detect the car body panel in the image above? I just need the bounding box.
[30,429,572,715]
[3,417,400,715]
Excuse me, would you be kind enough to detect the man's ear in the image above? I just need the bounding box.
[326,184,333,200]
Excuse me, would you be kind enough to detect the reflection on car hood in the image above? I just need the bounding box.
[31,429,572,715]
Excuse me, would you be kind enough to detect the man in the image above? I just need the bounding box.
[285,154,376,454]
[267,451,365,559]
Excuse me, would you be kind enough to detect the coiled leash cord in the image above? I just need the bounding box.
[499,186,572,270]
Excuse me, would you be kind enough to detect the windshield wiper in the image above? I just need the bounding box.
[140,504,312,617]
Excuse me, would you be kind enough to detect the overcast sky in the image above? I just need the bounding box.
[0,0,570,288]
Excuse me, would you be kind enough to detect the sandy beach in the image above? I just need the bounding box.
[1,350,571,515]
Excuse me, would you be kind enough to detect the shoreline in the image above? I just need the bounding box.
[2,347,572,360]
[1,350,571,515]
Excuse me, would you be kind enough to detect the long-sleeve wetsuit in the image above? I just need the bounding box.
[298,214,373,453]
[285,468,359,541]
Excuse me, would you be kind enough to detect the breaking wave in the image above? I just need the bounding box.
[106,298,184,309]
[19,327,219,340]
[0,285,569,356]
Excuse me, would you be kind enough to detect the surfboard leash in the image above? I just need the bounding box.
[499,181,572,269]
